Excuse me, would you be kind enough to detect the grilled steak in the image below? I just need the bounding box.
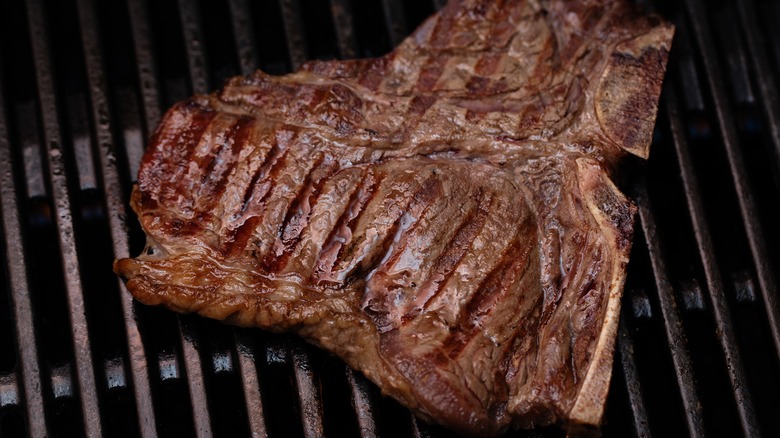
[115,0,673,435]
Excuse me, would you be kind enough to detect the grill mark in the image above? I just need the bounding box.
[414,56,449,93]
[313,168,378,281]
[180,114,232,183]
[239,138,288,213]
[358,54,395,92]
[206,116,256,205]
[428,2,458,48]
[496,291,544,392]
[262,154,334,272]
[195,117,251,218]
[404,192,493,319]
[166,107,218,187]
[474,52,503,76]
[360,175,441,281]
[223,145,291,256]
[441,227,532,359]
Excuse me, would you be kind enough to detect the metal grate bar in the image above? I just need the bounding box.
[684,0,780,363]
[278,0,307,71]
[234,331,268,438]
[410,413,433,438]
[329,0,357,59]
[346,367,377,438]
[290,343,325,438]
[126,0,161,137]
[178,0,209,95]
[74,0,157,436]
[228,0,260,76]
[24,0,104,435]
[736,0,780,174]
[381,0,408,46]
[0,54,48,438]
[178,318,213,438]
[635,182,705,438]
[618,311,650,437]
[665,90,761,437]
[65,94,98,190]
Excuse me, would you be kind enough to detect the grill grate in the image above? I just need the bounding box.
[1,0,779,437]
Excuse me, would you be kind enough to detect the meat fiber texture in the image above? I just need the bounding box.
[115,0,673,435]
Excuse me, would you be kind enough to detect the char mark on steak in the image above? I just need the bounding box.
[115,0,673,435]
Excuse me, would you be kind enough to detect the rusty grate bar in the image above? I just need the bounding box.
[684,0,780,364]
[279,0,307,71]
[634,182,705,438]
[617,311,650,437]
[0,54,47,438]
[24,0,103,435]
[228,0,260,76]
[665,89,761,437]
[74,0,158,435]
[329,0,357,59]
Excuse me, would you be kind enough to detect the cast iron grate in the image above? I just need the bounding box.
[0,0,779,436]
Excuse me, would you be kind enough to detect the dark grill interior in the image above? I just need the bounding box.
[1,0,779,436]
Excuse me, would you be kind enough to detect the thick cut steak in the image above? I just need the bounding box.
[115,0,672,435]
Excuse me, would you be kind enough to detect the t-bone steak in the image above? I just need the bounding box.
[115,0,673,435]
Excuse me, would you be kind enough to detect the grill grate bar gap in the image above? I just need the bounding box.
[24,0,103,435]
[664,89,761,437]
[634,182,705,438]
[74,0,157,435]
[684,0,780,366]
[0,53,47,438]
[14,101,48,199]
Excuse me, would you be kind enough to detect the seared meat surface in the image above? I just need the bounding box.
[115,0,672,435]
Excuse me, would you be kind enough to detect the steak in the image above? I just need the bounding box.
[114,0,673,435]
